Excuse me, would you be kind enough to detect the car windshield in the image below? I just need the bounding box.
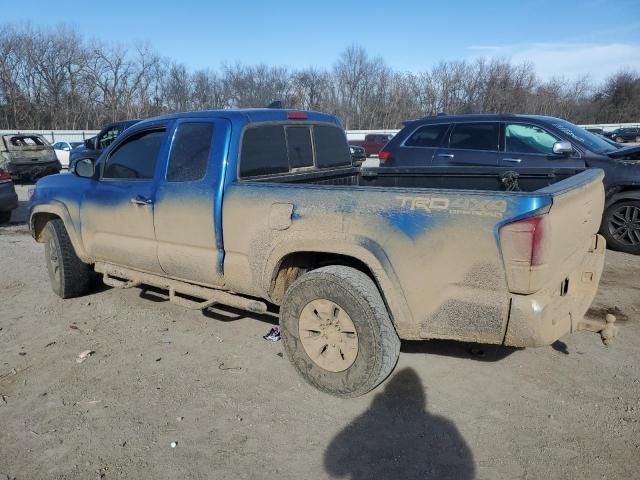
[550,119,620,154]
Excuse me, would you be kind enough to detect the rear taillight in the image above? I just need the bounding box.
[499,214,551,293]
[378,150,391,162]
[0,169,11,183]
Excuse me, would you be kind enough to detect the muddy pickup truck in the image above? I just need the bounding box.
[29,109,613,397]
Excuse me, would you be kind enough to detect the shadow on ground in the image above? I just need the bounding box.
[324,368,475,479]
[401,339,520,362]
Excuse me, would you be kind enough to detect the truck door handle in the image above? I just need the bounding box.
[437,153,455,159]
[503,158,522,163]
[130,196,153,206]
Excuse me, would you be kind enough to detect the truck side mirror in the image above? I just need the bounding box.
[74,158,95,178]
[552,141,573,156]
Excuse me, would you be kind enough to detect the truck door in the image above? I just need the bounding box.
[498,123,584,170]
[80,125,168,273]
[433,122,500,166]
[153,118,230,287]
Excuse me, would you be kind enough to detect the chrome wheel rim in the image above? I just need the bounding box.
[298,299,358,372]
[609,205,640,246]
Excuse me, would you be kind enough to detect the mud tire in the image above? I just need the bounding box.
[280,265,400,397]
[44,219,92,298]
[0,210,11,224]
[601,200,640,255]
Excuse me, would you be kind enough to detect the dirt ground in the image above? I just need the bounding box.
[1,187,639,480]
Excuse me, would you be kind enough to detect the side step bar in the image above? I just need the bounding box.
[95,262,268,314]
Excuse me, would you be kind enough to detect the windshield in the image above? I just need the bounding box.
[550,119,620,154]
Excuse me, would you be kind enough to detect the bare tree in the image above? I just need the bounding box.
[0,24,638,130]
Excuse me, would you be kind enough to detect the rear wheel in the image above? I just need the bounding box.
[602,201,640,254]
[44,219,92,298]
[636,136,640,143]
[0,210,11,224]
[280,265,400,397]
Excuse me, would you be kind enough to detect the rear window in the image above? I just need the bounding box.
[448,123,499,151]
[240,123,350,177]
[240,126,289,177]
[286,127,314,169]
[314,125,351,168]
[405,124,449,147]
[8,135,47,147]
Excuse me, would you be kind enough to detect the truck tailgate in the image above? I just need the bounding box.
[501,169,605,294]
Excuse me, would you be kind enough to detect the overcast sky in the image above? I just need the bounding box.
[6,0,640,81]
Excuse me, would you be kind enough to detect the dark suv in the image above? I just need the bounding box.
[379,114,640,254]
[70,119,139,169]
[605,127,640,143]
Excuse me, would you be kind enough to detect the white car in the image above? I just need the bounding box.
[52,141,83,168]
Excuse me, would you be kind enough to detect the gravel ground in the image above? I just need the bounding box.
[0,187,639,480]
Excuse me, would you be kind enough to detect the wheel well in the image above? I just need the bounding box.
[270,252,381,304]
[31,213,60,241]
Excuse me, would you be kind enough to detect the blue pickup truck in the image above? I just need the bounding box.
[29,109,612,397]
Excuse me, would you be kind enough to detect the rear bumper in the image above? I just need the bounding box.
[504,234,606,347]
[7,161,61,180]
[0,182,18,211]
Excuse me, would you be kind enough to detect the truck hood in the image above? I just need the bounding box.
[607,144,640,160]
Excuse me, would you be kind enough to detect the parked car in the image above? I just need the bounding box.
[30,108,610,397]
[350,133,394,157]
[349,144,366,165]
[0,167,18,224]
[605,127,640,143]
[52,141,83,168]
[0,134,61,182]
[69,119,139,169]
[378,114,640,254]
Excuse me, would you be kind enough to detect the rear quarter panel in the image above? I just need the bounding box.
[222,182,551,342]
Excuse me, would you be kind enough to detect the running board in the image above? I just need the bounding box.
[95,262,268,314]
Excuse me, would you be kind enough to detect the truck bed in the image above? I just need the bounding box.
[249,165,583,192]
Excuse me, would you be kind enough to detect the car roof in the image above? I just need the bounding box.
[404,113,567,125]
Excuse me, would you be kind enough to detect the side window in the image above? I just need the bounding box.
[167,123,214,182]
[98,127,121,149]
[314,125,351,168]
[103,129,165,180]
[240,126,289,177]
[286,126,313,169]
[505,124,559,155]
[405,124,449,147]
[449,123,499,151]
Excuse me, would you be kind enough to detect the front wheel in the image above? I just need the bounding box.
[44,219,92,298]
[280,265,400,397]
[601,201,640,254]
[615,136,624,143]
